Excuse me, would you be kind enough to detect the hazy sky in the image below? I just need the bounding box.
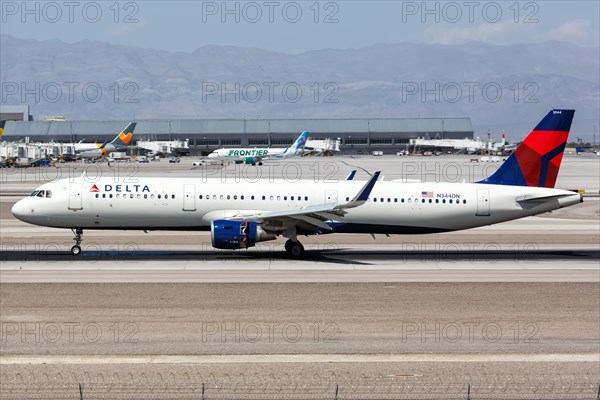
[2,1,598,52]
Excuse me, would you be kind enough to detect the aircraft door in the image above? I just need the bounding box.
[68,183,83,210]
[476,189,490,216]
[325,190,338,204]
[183,184,196,211]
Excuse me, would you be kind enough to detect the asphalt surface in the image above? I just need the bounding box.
[1,155,598,394]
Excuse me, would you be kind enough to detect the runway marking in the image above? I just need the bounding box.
[2,354,598,365]
[1,269,598,283]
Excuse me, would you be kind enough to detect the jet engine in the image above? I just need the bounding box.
[211,220,276,249]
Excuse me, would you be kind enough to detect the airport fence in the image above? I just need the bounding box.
[2,382,600,400]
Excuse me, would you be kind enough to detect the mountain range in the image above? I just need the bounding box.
[1,34,598,140]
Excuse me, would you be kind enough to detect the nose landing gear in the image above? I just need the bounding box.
[71,228,83,255]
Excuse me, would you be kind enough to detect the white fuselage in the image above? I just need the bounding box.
[72,143,103,152]
[12,177,581,234]
[208,148,286,161]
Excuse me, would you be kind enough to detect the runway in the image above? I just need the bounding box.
[3,353,599,364]
[1,155,598,389]
[1,246,598,282]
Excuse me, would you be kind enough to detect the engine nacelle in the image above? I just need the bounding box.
[211,220,276,249]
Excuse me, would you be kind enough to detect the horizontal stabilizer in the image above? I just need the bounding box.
[516,193,576,203]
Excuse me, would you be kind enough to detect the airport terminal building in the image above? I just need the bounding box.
[1,117,473,155]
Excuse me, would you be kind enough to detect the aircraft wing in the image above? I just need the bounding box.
[228,172,380,233]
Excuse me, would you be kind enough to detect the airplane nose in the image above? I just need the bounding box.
[11,200,27,222]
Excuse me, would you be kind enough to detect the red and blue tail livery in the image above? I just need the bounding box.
[479,109,575,188]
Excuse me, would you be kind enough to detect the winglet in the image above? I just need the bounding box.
[345,170,357,181]
[336,171,381,209]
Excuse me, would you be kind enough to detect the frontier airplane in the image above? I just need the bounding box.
[12,110,581,257]
[206,131,309,165]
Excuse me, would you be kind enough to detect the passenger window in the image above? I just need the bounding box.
[171,195,175,199]
[130,194,134,199]
[220,195,224,200]
[305,196,308,201]
[144,194,147,199]
[284,196,287,201]
[199,195,203,199]
[292,196,295,201]
[102,194,106,198]
[241,195,244,200]
[408,198,412,203]
[151,194,155,199]
[435,199,439,203]
[158,194,161,199]
[234,195,237,200]
[421,199,425,203]
[277,196,281,201]
[442,199,446,204]
[387,198,391,203]
[401,198,405,203]
[137,194,141,199]
[449,199,453,204]
[270,196,274,201]
[116,194,120,199]
[428,199,432,203]
[95,193,99,198]
[463,199,467,204]
[346,197,349,201]
[374,198,377,203]
[227,195,230,200]
[394,198,397,203]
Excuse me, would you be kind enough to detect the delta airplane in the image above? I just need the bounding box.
[12,110,581,257]
[206,131,309,165]
[76,122,137,159]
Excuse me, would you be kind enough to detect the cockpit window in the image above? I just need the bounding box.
[30,190,51,198]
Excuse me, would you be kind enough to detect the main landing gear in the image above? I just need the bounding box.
[284,239,304,258]
[71,228,83,255]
